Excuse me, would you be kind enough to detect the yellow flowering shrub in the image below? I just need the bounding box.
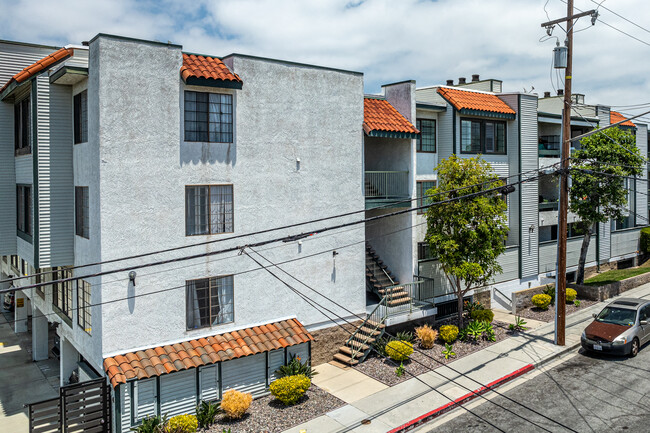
[532,294,552,310]
[566,288,577,303]
[439,325,459,344]
[385,340,413,361]
[167,414,198,433]
[220,389,252,419]
[269,374,311,405]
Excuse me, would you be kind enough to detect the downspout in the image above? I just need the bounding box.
[452,106,457,155]
[518,95,522,279]
[31,79,39,269]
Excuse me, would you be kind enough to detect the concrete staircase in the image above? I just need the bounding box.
[366,243,411,308]
[332,319,386,367]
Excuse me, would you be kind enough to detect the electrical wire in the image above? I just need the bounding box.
[589,0,650,35]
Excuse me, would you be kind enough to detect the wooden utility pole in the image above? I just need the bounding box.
[541,1,595,346]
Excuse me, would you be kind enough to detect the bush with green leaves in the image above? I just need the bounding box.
[385,340,413,362]
[543,285,556,305]
[470,309,494,323]
[566,288,578,303]
[395,331,415,343]
[532,294,552,310]
[130,415,167,433]
[269,374,311,405]
[641,227,650,253]
[167,414,197,433]
[195,400,220,429]
[463,300,484,316]
[275,355,317,379]
[442,343,456,360]
[439,325,459,344]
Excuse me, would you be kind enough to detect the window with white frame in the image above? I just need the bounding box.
[185,185,233,235]
[184,91,233,143]
[186,275,234,329]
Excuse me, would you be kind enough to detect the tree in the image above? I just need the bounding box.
[425,155,509,327]
[570,127,644,284]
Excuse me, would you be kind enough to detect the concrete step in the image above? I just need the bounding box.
[333,353,359,366]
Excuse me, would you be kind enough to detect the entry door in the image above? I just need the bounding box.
[640,305,650,344]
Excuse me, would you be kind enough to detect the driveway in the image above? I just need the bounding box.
[0,310,58,433]
[422,344,650,432]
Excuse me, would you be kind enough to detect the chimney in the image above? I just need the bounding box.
[472,74,480,82]
[446,79,454,86]
[557,89,564,96]
[458,77,466,85]
[544,91,551,98]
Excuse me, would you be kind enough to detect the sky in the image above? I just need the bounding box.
[1,0,649,118]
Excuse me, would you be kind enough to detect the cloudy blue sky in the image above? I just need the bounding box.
[1,0,649,118]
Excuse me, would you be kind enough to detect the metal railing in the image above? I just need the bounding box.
[346,296,388,360]
[414,275,435,302]
[539,201,559,211]
[384,280,428,316]
[365,171,409,199]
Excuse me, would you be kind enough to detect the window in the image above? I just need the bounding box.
[35,269,44,299]
[75,186,89,238]
[74,90,88,144]
[78,280,91,334]
[416,181,436,214]
[460,118,506,154]
[186,275,234,329]
[10,255,18,270]
[416,119,436,152]
[418,242,434,261]
[53,267,73,321]
[14,96,30,155]
[185,185,233,235]
[16,185,32,240]
[184,91,233,143]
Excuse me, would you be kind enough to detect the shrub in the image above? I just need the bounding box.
[439,325,459,344]
[641,227,650,253]
[508,316,527,332]
[415,324,438,349]
[385,340,413,361]
[395,362,405,377]
[195,400,220,429]
[372,336,391,357]
[532,294,552,310]
[442,343,456,359]
[463,300,484,316]
[275,355,317,379]
[574,299,581,307]
[270,374,311,405]
[131,415,167,433]
[566,288,577,303]
[543,285,556,305]
[166,414,197,433]
[395,331,415,343]
[470,309,494,323]
[220,389,252,419]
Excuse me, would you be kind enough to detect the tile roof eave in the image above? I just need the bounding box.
[183,75,243,90]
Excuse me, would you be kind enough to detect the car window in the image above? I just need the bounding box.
[641,305,650,321]
[596,307,636,326]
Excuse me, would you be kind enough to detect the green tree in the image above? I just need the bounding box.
[425,155,509,327]
[570,127,644,284]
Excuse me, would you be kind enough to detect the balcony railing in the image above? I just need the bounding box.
[365,171,409,208]
[539,200,559,211]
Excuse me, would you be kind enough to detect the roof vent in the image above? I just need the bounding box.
[458,77,466,85]
[82,41,89,46]
[472,74,480,82]
[446,79,454,86]
[544,91,551,98]
[557,89,564,96]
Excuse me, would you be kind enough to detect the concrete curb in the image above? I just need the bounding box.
[386,364,535,433]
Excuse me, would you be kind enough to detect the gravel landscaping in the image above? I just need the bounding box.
[354,319,512,387]
[517,299,598,323]
[207,385,344,433]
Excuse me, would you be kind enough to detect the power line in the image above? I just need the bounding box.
[246,246,578,432]
[0,171,547,295]
[589,0,650,36]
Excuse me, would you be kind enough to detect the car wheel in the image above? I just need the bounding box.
[630,338,639,358]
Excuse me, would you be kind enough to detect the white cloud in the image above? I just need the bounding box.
[2,0,649,112]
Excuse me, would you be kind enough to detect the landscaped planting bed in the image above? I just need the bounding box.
[207,385,344,433]
[517,298,598,323]
[354,318,512,387]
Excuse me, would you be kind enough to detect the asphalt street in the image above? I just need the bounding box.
[423,344,650,433]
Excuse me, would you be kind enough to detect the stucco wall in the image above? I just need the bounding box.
[94,37,365,356]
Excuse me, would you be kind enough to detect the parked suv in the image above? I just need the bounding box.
[581,298,650,357]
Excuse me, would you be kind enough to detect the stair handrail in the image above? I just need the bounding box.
[346,295,388,360]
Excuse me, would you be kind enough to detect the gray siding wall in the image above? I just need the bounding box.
[636,125,648,225]
[611,229,640,258]
[15,154,32,183]
[0,101,16,254]
[499,94,520,246]
[539,239,597,273]
[437,107,454,160]
[494,247,519,283]
[597,106,611,262]
[519,94,539,278]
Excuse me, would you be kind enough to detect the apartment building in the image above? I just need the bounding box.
[0,34,367,431]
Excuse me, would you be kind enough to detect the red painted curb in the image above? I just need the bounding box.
[386,363,535,433]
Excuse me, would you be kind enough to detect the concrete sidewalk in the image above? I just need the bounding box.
[285,282,650,433]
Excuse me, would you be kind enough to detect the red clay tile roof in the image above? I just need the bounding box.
[363,97,419,135]
[103,318,313,388]
[181,53,242,84]
[0,47,74,94]
[437,87,515,115]
[610,111,636,128]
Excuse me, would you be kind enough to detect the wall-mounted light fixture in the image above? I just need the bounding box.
[129,271,137,286]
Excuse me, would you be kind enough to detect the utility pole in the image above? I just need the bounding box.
[541,2,596,346]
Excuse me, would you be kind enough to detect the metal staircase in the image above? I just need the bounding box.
[366,243,412,307]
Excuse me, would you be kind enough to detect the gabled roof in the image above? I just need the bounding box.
[363,97,419,138]
[0,47,74,94]
[610,111,636,128]
[103,318,313,388]
[181,53,243,89]
[437,87,516,118]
